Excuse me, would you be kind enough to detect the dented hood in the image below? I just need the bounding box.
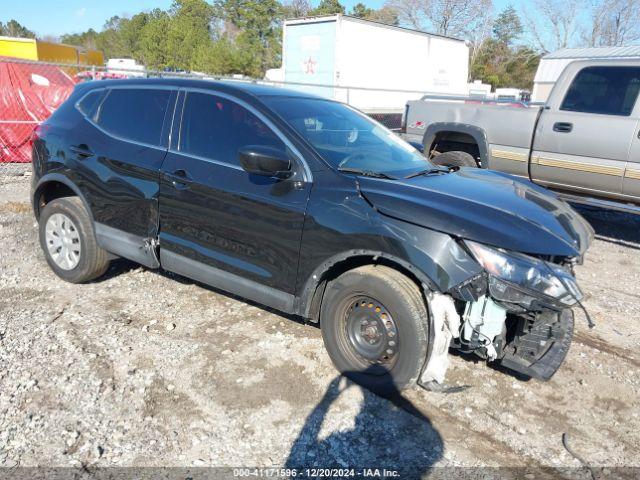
[358,168,594,257]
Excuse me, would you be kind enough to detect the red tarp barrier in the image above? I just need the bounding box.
[0,58,76,163]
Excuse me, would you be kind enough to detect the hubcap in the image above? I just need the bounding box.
[344,296,399,366]
[45,213,81,270]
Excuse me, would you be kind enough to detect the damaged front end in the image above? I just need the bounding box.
[421,241,586,385]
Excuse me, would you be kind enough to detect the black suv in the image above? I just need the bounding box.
[32,79,594,391]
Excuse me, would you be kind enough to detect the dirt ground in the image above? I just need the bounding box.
[0,174,638,478]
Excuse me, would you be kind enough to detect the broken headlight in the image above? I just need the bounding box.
[465,241,583,308]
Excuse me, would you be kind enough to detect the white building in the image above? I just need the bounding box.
[532,46,640,102]
[268,14,470,113]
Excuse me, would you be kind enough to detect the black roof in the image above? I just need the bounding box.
[79,77,325,100]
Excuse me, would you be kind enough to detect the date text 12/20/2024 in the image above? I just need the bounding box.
[233,469,400,477]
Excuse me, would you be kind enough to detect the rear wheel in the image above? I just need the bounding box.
[320,265,430,394]
[39,197,110,283]
[431,150,477,168]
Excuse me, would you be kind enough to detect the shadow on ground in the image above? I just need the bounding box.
[286,368,443,475]
[572,205,640,247]
[97,258,140,282]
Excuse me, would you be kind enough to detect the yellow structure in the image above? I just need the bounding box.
[0,36,104,66]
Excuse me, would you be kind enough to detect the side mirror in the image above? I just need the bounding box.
[238,145,292,179]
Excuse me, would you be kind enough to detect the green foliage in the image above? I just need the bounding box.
[281,0,312,18]
[492,5,523,47]
[1,0,416,79]
[347,4,398,25]
[93,16,138,59]
[310,0,346,15]
[350,3,374,18]
[365,7,400,26]
[0,19,36,39]
[213,0,284,74]
[34,0,293,77]
[471,39,540,90]
[165,0,214,70]
[138,10,172,70]
[469,5,539,90]
[61,29,99,49]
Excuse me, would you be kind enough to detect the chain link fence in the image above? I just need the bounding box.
[1,58,431,182]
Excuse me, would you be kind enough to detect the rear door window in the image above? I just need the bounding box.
[96,88,171,146]
[178,92,285,165]
[76,89,103,118]
[561,66,640,116]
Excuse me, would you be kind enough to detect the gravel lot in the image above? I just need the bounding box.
[1,174,639,477]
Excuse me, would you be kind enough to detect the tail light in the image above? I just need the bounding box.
[30,123,50,164]
[31,123,49,146]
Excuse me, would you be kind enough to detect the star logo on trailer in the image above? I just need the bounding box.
[303,57,317,75]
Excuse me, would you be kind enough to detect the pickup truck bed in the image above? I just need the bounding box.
[403,100,541,178]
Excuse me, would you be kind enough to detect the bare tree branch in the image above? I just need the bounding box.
[583,0,640,46]
[385,0,493,39]
[282,0,313,18]
[522,0,584,53]
[468,8,494,72]
[385,0,427,30]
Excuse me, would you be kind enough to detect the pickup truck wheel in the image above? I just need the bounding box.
[39,197,110,283]
[320,265,430,394]
[431,150,477,168]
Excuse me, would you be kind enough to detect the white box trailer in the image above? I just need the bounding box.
[273,14,469,114]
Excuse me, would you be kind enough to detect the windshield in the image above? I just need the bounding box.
[263,97,432,176]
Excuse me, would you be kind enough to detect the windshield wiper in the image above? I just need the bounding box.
[338,167,397,180]
[404,168,450,179]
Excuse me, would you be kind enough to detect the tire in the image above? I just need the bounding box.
[39,197,110,283]
[320,265,430,395]
[431,150,477,168]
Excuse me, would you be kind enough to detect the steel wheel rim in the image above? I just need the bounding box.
[45,213,81,271]
[342,296,399,370]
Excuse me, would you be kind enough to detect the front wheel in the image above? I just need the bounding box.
[320,265,430,394]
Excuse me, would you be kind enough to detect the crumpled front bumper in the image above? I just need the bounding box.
[499,309,575,380]
[420,293,576,385]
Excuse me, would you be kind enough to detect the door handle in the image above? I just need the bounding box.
[166,169,193,189]
[70,145,93,158]
[553,122,573,133]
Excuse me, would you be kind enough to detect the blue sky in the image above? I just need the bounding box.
[4,0,515,37]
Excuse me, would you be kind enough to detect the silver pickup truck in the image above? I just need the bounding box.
[401,59,640,214]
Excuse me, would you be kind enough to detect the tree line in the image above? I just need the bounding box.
[2,0,639,90]
[0,20,35,39]
[59,0,390,79]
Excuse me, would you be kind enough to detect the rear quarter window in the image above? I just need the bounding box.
[561,66,640,116]
[76,89,104,118]
[95,88,172,146]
